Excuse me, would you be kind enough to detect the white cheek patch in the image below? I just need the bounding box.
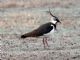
[51,17,57,24]
[52,20,57,24]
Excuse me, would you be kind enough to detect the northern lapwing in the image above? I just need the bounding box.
[21,9,61,48]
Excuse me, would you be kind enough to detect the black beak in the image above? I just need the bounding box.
[58,20,61,23]
[56,18,61,24]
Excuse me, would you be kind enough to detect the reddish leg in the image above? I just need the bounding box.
[43,38,46,48]
[45,37,49,47]
[43,37,49,48]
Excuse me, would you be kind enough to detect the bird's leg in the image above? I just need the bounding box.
[45,37,49,47]
[43,37,49,48]
[43,38,46,48]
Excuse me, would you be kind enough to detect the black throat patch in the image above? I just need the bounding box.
[51,23,57,30]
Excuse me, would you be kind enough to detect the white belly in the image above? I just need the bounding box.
[44,28,55,36]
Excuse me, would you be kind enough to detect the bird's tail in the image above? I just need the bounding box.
[21,29,39,38]
[21,32,34,38]
[21,34,27,38]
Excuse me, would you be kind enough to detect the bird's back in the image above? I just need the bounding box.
[21,22,55,38]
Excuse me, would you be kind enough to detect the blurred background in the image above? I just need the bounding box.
[0,0,80,60]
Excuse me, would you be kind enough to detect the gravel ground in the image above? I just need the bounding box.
[0,0,80,60]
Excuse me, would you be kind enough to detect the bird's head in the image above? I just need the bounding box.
[51,16,61,24]
[48,9,61,24]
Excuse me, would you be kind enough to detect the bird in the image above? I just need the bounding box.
[21,9,61,48]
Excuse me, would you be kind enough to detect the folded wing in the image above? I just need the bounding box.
[21,22,53,38]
